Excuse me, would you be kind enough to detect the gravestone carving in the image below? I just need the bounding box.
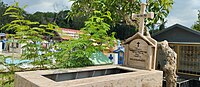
[124,3,157,70]
[160,40,177,87]
[128,39,148,69]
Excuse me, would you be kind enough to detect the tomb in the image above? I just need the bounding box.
[15,65,163,87]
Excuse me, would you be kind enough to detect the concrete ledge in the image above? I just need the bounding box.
[15,65,163,87]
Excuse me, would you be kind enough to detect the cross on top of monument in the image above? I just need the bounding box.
[131,3,154,35]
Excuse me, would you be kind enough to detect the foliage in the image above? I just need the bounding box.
[69,0,174,30]
[110,24,136,40]
[0,1,116,86]
[55,11,115,68]
[0,1,10,31]
[1,2,58,68]
[0,73,14,87]
[27,12,56,24]
[0,2,59,86]
[0,55,20,86]
[55,10,71,28]
[27,10,75,29]
[0,0,30,33]
[67,15,87,29]
[192,10,200,31]
[0,0,116,69]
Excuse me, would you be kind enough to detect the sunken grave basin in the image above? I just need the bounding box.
[15,65,163,87]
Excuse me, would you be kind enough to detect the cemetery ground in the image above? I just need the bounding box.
[2,0,199,87]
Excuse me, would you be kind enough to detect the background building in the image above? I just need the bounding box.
[55,28,81,41]
[153,24,200,76]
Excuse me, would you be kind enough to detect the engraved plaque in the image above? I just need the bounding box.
[124,32,157,70]
[128,39,148,68]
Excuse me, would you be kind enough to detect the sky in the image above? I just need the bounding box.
[2,0,74,13]
[2,0,200,28]
[166,0,200,28]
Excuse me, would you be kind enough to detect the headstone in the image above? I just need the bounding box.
[124,3,157,70]
[124,33,157,70]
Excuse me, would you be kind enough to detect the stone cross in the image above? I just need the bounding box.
[131,3,154,35]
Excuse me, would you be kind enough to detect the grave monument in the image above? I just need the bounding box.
[14,3,162,87]
[124,3,157,70]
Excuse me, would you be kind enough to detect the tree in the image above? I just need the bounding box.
[1,2,58,68]
[0,1,10,31]
[55,10,71,28]
[27,12,56,24]
[56,11,115,67]
[110,24,136,40]
[27,10,79,29]
[192,10,200,31]
[69,0,174,30]
[0,0,30,33]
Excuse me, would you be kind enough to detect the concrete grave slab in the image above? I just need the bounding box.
[14,65,163,87]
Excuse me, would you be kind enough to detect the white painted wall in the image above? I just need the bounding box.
[107,53,118,64]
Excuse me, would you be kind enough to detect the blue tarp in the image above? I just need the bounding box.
[5,58,33,65]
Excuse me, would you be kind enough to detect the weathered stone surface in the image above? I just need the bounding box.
[160,40,177,87]
[124,33,157,70]
[128,39,148,69]
[15,65,163,87]
[131,3,154,35]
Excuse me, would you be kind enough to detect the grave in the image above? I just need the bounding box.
[14,3,163,87]
[124,3,157,70]
[15,65,163,87]
[113,40,125,64]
